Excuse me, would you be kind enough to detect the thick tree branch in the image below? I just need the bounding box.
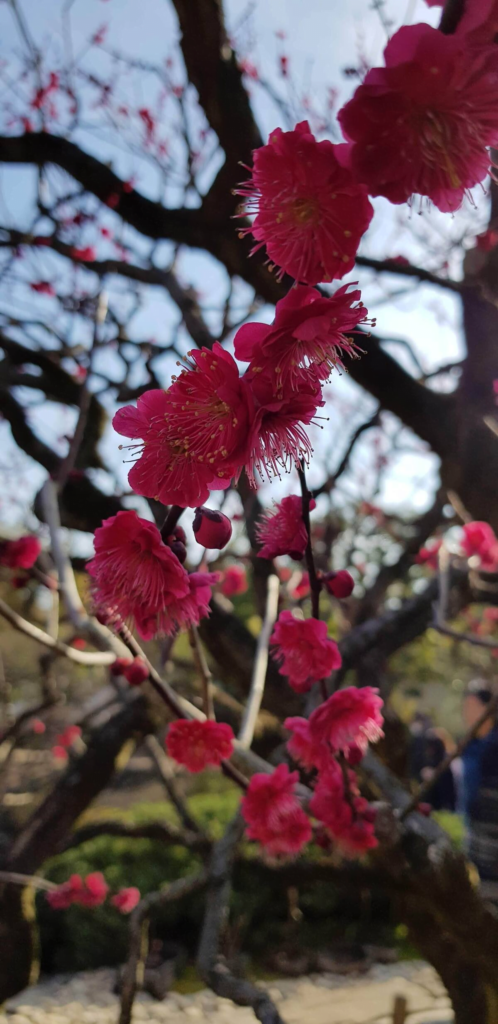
[5,694,151,874]
[355,254,464,293]
[0,134,457,457]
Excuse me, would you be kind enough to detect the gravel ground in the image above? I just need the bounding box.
[0,961,453,1024]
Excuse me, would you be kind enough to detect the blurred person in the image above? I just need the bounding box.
[408,711,433,783]
[461,679,498,902]
[420,727,456,812]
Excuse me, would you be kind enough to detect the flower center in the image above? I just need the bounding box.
[291,195,319,226]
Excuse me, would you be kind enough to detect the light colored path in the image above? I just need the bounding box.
[0,963,453,1024]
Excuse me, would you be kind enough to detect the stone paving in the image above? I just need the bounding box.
[0,963,453,1024]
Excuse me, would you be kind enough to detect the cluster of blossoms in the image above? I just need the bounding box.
[241,684,383,859]
[47,873,140,915]
[84,1,498,868]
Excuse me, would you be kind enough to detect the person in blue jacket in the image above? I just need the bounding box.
[461,679,498,903]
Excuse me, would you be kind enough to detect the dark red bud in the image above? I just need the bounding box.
[323,569,355,599]
[193,506,232,550]
[123,657,149,686]
[169,540,187,563]
[417,802,432,817]
[110,657,133,677]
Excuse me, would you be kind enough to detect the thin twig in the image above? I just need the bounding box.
[312,410,380,498]
[40,479,126,655]
[144,734,202,834]
[401,693,498,820]
[119,872,208,1024]
[298,464,327,701]
[57,292,107,490]
[0,696,58,747]
[238,574,280,749]
[432,621,498,650]
[160,505,184,542]
[118,625,251,789]
[0,597,116,665]
[0,869,56,891]
[60,818,209,855]
[197,813,286,1024]
[189,626,214,720]
[432,542,498,648]
[298,464,320,620]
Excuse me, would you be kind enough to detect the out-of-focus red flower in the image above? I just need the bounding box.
[241,764,311,857]
[0,535,41,569]
[111,887,141,913]
[284,716,332,771]
[309,686,384,755]
[47,874,83,910]
[289,571,310,600]
[322,569,355,598]
[71,246,96,262]
[166,719,234,773]
[220,564,248,597]
[476,228,498,251]
[123,657,149,686]
[56,725,82,748]
[414,539,442,570]
[110,657,133,677]
[256,495,314,560]
[31,718,46,735]
[30,280,55,296]
[461,521,498,570]
[52,745,69,762]
[310,769,378,856]
[78,872,109,907]
[70,638,86,650]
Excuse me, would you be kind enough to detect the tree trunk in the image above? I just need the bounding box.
[400,894,498,1024]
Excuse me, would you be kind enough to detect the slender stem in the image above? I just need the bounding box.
[0,869,56,891]
[160,505,184,541]
[298,464,320,619]
[238,574,280,748]
[58,292,107,490]
[117,625,249,791]
[0,597,116,665]
[401,693,498,820]
[439,0,466,34]
[189,626,214,720]
[338,751,357,817]
[144,735,202,834]
[298,463,327,701]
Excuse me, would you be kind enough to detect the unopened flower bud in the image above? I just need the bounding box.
[110,657,133,677]
[323,569,355,599]
[123,657,149,686]
[165,526,187,563]
[417,802,432,818]
[193,506,232,550]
